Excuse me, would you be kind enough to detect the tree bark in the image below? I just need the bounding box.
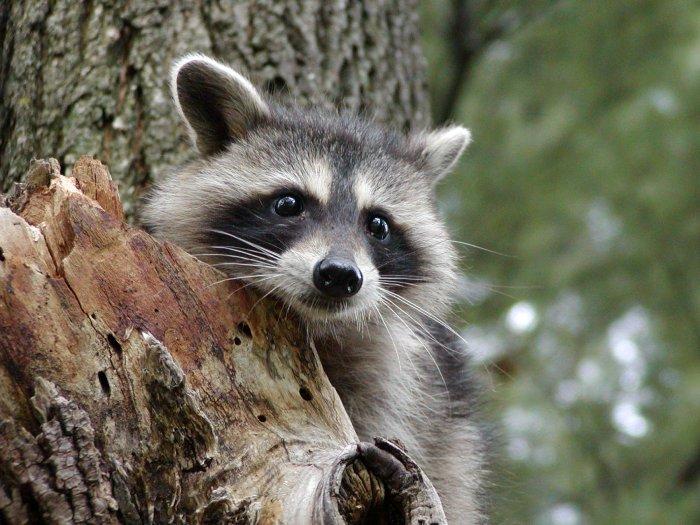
[0,156,447,524]
[0,0,430,215]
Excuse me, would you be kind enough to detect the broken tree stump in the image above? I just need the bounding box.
[0,157,446,524]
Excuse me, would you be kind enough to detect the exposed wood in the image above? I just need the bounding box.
[0,157,447,524]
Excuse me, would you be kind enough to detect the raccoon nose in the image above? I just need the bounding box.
[313,258,363,298]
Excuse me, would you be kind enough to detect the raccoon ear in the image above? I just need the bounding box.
[418,125,472,183]
[171,54,270,156]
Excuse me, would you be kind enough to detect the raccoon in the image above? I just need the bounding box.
[143,54,489,523]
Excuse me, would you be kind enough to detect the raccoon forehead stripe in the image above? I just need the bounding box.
[235,156,332,204]
[352,176,376,211]
[195,153,333,205]
[299,157,333,204]
[352,172,429,225]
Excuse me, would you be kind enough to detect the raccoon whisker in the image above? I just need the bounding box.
[379,278,424,288]
[381,291,463,357]
[379,277,424,283]
[193,251,263,261]
[371,303,403,376]
[248,232,295,256]
[210,223,278,253]
[380,282,408,290]
[212,261,278,270]
[382,289,469,353]
[377,299,421,376]
[378,277,433,291]
[359,307,372,337]
[448,239,514,258]
[421,237,513,261]
[267,294,289,330]
[386,292,509,383]
[208,244,280,263]
[208,245,277,260]
[377,304,443,410]
[205,256,278,270]
[374,245,444,271]
[259,231,306,260]
[381,295,451,407]
[200,250,279,270]
[193,253,277,270]
[205,273,283,290]
[380,274,430,282]
[246,284,283,316]
[374,237,504,276]
[200,250,275,261]
[209,229,281,260]
[373,236,460,271]
[211,242,280,260]
[221,275,284,302]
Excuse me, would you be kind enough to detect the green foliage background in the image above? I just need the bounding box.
[420,1,700,523]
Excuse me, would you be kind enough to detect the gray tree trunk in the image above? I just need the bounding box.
[0,0,430,216]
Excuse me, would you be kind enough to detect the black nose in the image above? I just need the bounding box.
[313,258,363,298]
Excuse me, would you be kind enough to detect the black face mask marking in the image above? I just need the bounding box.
[361,212,424,292]
[204,190,314,263]
[202,180,425,302]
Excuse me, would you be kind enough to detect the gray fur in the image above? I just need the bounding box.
[143,55,488,523]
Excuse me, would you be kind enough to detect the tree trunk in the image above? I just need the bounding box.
[0,0,430,216]
[0,156,447,524]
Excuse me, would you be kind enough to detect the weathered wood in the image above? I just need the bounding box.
[0,157,447,524]
[0,0,429,215]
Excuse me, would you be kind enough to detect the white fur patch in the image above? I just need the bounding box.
[420,125,472,183]
[299,157,333,204]
[352,170,438,231]
[352,176,375,211]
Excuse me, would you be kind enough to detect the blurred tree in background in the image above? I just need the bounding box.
[421,0,700,523]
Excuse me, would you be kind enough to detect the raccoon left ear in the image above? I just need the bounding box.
[417,125,472,183]
[171,54,270,156]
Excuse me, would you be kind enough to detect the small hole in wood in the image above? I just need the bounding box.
[299,386,313,401]
[237,322,252,338]
[98,371,111,395]
[91,313,97,320]
[0,247,5,262]
[257,414,267,422]
[107,333,122,354]
[234,337,242,346]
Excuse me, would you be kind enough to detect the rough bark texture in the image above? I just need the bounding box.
[0,157,447,524]
[0,0,430,216]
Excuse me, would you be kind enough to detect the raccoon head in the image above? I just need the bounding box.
[143,55,470,330]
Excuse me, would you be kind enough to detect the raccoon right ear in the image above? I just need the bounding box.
[171,54,270,156]
[416,125,472,184]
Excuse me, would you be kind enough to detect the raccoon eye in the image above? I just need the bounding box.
[367,215,390,241]
[274,194,303,217]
